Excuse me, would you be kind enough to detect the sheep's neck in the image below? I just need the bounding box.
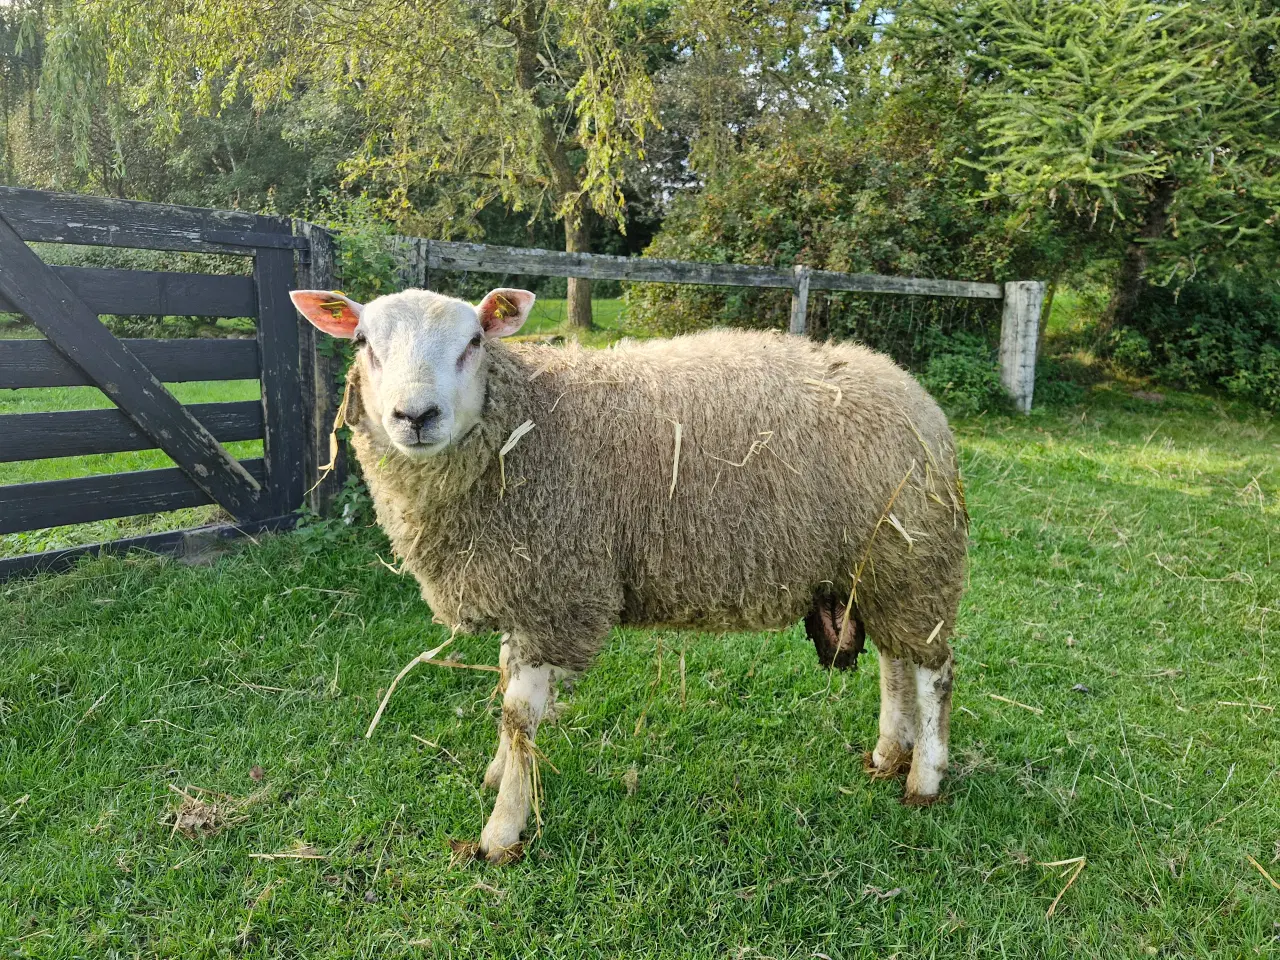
[354,421,500,522]
[349,345,535,557]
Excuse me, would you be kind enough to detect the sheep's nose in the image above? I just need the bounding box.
[392,406,441,431]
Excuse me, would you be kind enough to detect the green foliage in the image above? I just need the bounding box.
[1107,327,1154,375]
[902,0,1280,287]
[920,332,1011,418]
[1108,282,1280,409]
[308,194,402,304]
[626,87,1051,362]
[1031,356,1091,408]
[80,0,663,235]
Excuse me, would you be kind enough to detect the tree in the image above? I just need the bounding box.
[71,0,665,328]
[901,0,1280,327]
[0,1,46,184]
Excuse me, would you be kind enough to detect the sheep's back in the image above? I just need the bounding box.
[501,330,965,635]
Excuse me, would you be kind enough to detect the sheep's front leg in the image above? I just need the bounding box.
[904,653,953,804]
[482,638,513,790]
[478,659,556,863]
[867,650,916,778]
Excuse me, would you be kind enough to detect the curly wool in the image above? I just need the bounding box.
[347,329,967,672]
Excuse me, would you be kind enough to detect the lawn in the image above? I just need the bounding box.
[519,297,631,347]
[1,382,1277,958]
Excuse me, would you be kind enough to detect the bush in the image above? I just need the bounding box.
[1106,327,1154,375]
[1032,356,1090,407]
[919,332,1011,418]
[624,83,1065,368]
[1112,282,1280,409]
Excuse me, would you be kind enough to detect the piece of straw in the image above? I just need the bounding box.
[307,375,353,496]
[804,378,843,407]
[1040,856,1086,918]
[668,420,683,500]
[365,634,456,739]
[989,694,1043,715]
[1246,854,1280,891]
[841,464,915,626]
[886,512,915,548]
[498,420,536,495]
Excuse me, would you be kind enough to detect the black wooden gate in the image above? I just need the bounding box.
[0,188,312,578]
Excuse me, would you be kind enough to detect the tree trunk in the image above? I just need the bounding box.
[1102,176,1176,332]
[506,0,592,329]
[565,202,593,329]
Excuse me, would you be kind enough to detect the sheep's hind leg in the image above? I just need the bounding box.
[478,659,557,863]
[866,648,916,779]
[903,651,953,804]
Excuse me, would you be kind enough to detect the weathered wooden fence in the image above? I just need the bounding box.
[0,189,322,578]
[0,187,1043,580]
[385,236,1045,411]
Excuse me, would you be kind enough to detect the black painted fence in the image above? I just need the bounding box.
[0,188,335,580]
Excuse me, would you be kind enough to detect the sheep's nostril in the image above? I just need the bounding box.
[393,406,442,432]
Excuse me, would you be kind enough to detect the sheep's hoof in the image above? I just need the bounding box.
[863,747,912,780]
[478,838,525,865]
[900,791,944,808]
[478,816,525,864]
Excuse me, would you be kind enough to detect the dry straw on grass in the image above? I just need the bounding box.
[249,842,326,861]
[1038,856,1087,918]
[163,784,261,839]
[365,632,506,740]
[1246,854,1280,891]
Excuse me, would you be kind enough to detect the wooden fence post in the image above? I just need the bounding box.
[789,265,811,336]
[999,280,1046,414]
[295,221,348,515]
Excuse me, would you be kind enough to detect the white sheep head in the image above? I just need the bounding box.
[291,287,535,458]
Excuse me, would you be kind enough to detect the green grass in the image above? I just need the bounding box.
[520,297,631,347]
[1,384,1277,958]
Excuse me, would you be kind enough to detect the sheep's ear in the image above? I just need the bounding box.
[476,288,535,339]
[290,290,363,338]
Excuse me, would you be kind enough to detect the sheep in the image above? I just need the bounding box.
[291,286,968,862]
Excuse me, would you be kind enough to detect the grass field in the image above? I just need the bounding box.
[520,297,631,346]
[2,380,1277,958]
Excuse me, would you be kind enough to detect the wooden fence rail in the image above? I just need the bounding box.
[384,234,1041,411]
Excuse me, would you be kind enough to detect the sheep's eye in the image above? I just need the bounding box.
[353,333,380,368]
[458,334,483,369]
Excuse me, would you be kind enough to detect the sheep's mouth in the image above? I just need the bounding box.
[393,422,480,459]
[396,438,450,458]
